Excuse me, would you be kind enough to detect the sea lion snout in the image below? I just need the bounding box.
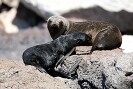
[48,19,64,28]
[51,23,59,29]
[47,16,69,29]
[50,21,63,28]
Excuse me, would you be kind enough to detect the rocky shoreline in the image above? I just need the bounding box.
[0,47,133,89]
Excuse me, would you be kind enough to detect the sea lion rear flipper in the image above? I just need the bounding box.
[90,29,108,54]
[55,47,76,68]
[90,26,121,54]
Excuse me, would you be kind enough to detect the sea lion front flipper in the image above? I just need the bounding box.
[55,56,82,79]
[35,65,47,73]
[55,47,76,68]
[55,55,64,68]
[61,59,81,79]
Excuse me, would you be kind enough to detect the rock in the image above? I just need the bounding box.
[60,78,81,89]
[20,0,133,19]
[13,3,44,29]
[0,8,19,33]
[20,0,54,19]
[0,60,71,89]
[0,1,44,29]
[56,46,133,89]
[0,46,133,89]
[62,6,133,35]
[0,0,1,5]
[1,0,19,8]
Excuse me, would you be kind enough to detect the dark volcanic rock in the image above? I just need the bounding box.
[62,6,133,35]
[56,46,133,89]
[77,55,133,89]
[14,3,44,29]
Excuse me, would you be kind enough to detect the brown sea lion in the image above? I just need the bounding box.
[47,16,122,53]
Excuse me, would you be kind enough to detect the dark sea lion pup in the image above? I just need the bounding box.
[22,32,92,75]
[47,16,122,54]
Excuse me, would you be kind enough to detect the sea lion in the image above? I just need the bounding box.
[22,32,92,75]
[47,16,122,53]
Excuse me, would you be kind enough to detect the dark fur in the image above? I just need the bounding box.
[47,16,122,53]
[22,32,92,73]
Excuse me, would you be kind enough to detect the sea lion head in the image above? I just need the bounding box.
[22,48,40,66]
[70,32,92,46]
[47,16,69,39]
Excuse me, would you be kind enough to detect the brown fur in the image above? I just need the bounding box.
[47,16,122,53]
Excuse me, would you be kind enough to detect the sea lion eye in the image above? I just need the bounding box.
[48,20,52,24]
[77,39,81,43]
